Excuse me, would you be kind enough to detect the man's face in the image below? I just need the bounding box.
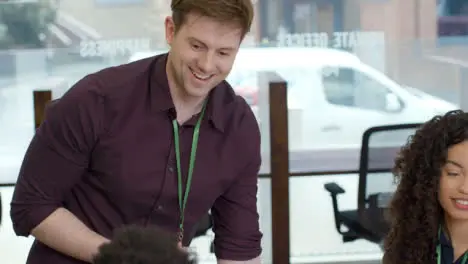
[165,12,243,99]
[439,141,468,221]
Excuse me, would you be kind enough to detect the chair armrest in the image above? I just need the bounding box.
[324,182,356,241]
[324,182,345,195]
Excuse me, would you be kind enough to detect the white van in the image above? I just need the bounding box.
[129,47,457,150]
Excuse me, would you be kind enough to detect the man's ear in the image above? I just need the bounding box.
[165,16,176,46]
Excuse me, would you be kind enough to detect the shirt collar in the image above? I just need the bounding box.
[149,53,231,132]
[439,226,452,247]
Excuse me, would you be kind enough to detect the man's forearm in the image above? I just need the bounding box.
[218,256,261,264]
[31,207,110,263]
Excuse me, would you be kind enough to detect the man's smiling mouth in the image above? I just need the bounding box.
[190,67,212,81]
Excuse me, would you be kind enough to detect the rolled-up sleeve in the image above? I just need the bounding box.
[211,99,263,261]
[10,75,105,237]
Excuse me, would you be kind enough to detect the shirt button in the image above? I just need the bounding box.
[168,167,174,172]
[157,205,164,211]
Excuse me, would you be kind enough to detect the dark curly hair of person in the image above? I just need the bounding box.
[382,110,468,264]
[92,225,196,264]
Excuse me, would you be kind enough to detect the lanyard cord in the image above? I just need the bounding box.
[172,100,207,242]
[437,225,468,264]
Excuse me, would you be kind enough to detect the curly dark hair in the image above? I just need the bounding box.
[92,225,196,264]
[382,110,468,264]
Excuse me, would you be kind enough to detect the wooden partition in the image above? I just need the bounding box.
[33,90,52,130]
[268,74,291,264]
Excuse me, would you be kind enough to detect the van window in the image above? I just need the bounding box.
[322,66,398,112]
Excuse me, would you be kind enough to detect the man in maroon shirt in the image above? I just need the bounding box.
[10,0,262,263]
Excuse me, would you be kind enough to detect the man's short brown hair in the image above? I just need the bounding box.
[170,0,254,37]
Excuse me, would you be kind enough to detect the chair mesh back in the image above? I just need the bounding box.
[359,124,422,210]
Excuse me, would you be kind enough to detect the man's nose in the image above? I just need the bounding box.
[198,52,215,73]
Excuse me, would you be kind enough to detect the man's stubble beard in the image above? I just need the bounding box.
[168,58,190,100]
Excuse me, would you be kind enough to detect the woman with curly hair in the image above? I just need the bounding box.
[383,110,468,264]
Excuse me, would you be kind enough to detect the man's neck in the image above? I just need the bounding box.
[166,62,206,123]
[171,87,205,113]
[445,214,468,257]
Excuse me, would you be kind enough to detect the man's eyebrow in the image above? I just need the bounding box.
[187,37,206,46]
[219,47,236,52]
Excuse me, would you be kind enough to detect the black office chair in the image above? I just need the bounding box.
[193,213,213,238]
[190,212,215,252]
[324,123,422,246]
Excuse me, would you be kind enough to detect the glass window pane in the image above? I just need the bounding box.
[1,0,466,263]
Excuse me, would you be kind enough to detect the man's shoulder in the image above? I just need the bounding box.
[85,55,158,97]
[216,81,259,135]
[54,54,164,121]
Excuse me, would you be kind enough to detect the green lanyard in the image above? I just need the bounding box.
[437,226,468,264]
[172,101,207,243]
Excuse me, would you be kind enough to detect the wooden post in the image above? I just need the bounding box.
[268,74,290,264]
[33,90,52,130]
